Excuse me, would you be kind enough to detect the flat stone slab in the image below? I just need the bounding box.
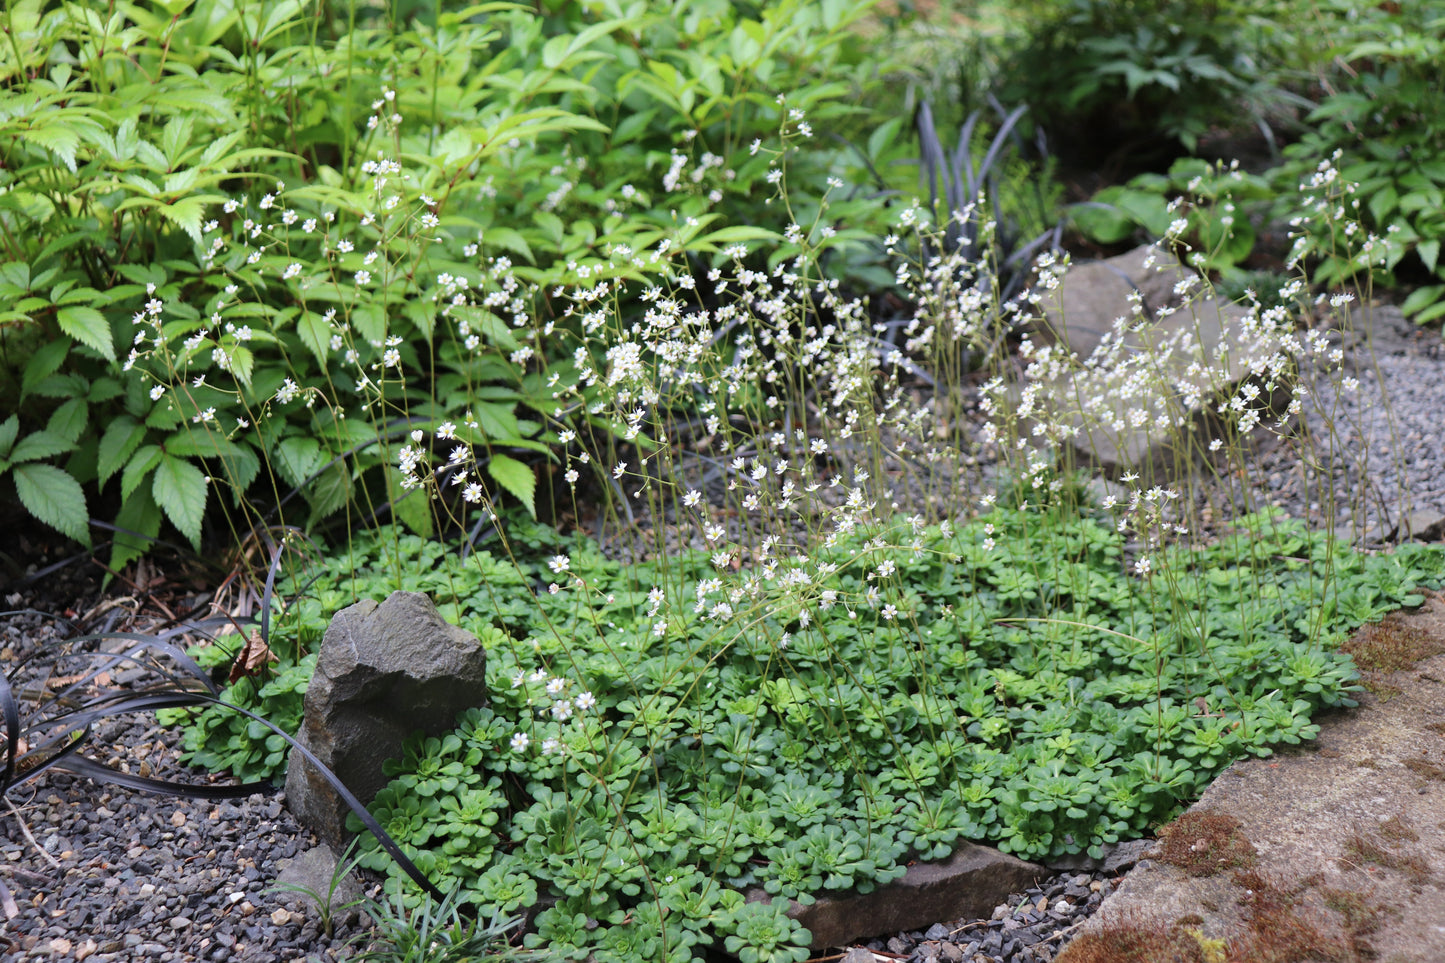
[1061,591,1445,962]
[751,842,1046,949]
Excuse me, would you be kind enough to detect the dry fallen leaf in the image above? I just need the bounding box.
[227,629,278,684]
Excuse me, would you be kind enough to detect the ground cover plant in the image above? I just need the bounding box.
[8,1,1445,961]
[313,512,1439,961]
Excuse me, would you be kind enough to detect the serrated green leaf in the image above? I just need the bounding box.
[14,463,90,546]
[306,461,352,524]
[109,487,163,578]
[22,123,81,173]
[21,339,70,399]
[487,454,536,519]
[164,427,241,460]
[56,305,116,362]
[98,416,147,484]
[273,436,322,490]
[47,398,88,444]
[122,444,163,502]
[159,198,208,245]
[480,226,533,262]
[152,454,207,548]
[0,415,16,460]
[10,429,75,463]
[297,311,332,364]
[89,377,124,403]
[213,441,260,500]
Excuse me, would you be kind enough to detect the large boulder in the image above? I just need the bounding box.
[284,591,488,851]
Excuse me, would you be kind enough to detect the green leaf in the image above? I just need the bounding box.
[47,398,88,444]
[273,437,322,490]
[1068,200,1138,246]
[387,466,434,539]
[21,339,70,399]
[110,486,163,577]
[158,198,209,246]
[0,415,16,459]
[122,444,163,502]
[98,416,148,484]
[13,463,90,546]
[152,454,208,548]
[297,311,332,364]
[10,429,76,463]
[56,306,116,362]
[1417,239,1440,274]
[487,454,536,519]
[1400,284,1445,320]
[306,461,352,524]
[22,123,81,173]
[697,225,784,247]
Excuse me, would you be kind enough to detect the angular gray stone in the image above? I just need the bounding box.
[750,842,1046,949]
[273,844,364,916]
[1033,245,1195,362]
[284,591,488,850]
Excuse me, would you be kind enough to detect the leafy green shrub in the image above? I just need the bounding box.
[997,0,1286,164]
[1069,157,1274,277]
[1270,1,1445,320]
[0,0,897,569]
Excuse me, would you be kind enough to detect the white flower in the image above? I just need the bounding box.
[462,482,484,503]
[509,732,530,752]
[576,691,595,711]
[548,554,570,574]
[149,385,166,401]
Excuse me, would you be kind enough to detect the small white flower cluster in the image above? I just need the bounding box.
[507,666,598,755]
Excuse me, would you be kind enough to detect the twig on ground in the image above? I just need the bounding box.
[5,796,62,871]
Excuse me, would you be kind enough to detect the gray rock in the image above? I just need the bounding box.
[284,591,489,850]
[1100,838,1154,875]
[752,842,1045,949]
[1021,246,1293,485]
[273,845,364,916]
[1033,245,1196,362]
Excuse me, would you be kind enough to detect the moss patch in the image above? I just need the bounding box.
[1153,810,1258,877]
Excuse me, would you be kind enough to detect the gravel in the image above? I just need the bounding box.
[0,553,367,962]
[853,872,1123,963]
[1,313,1442,963]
